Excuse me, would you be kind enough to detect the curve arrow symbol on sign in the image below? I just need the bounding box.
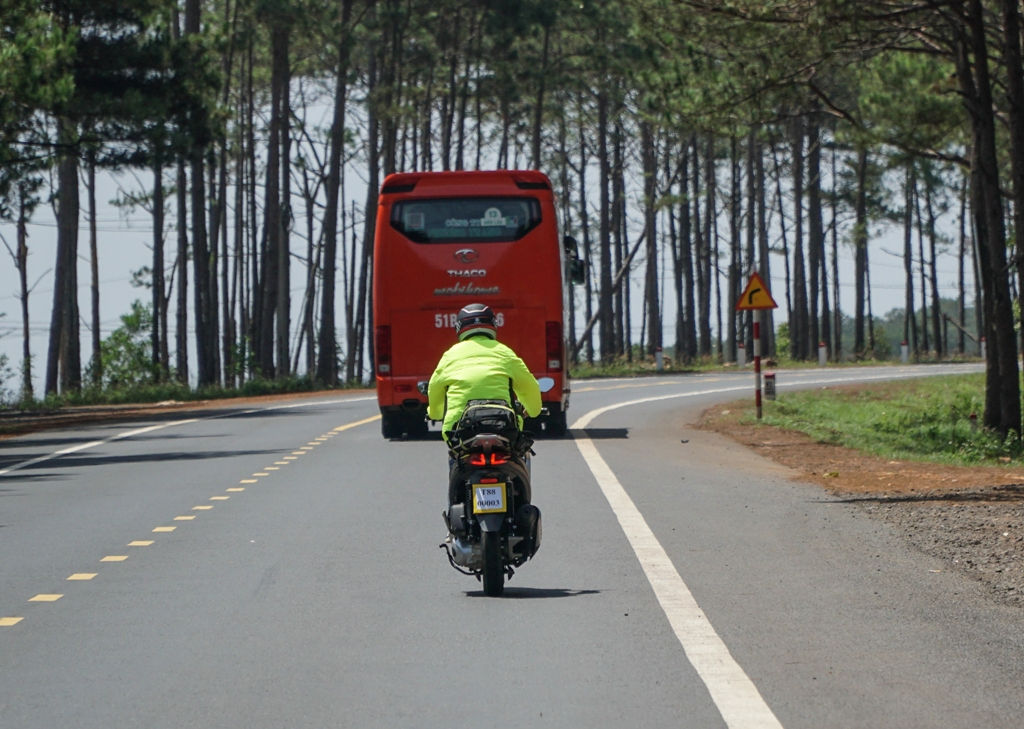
[736,273,778,311]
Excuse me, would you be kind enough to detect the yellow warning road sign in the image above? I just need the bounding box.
[736,272,778,310]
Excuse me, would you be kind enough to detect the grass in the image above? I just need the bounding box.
[754,373,1024,466]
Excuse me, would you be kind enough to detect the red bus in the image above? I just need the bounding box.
[372,169,583,439]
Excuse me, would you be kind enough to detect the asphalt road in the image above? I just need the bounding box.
[2,364,1021,729]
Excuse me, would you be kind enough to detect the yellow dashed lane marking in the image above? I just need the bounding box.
[240,479,258,484]
[226,488,245,493]
[2,413,381,631]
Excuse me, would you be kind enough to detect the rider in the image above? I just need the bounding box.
[427,302,542,442]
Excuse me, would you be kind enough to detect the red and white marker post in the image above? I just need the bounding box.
[736,273,778,420]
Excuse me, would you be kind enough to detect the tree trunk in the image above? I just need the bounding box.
[727,136,740,362]
[87,153,101,386]
[1001,0,1024,370]
[576,98,594,364]
[925,181,942,357]
[807,118,824,358]
[757,132,775,358]
[15,191,32,399]
[276,23,292,378]
[186,0,216,387]
[46,120,82,395]
[743,129,756,355]
[597,86,613,361]
[316,0,353,385]
[790,117,808,360]
[903,164,918,354]
[915,173,929,352]
[957,1,1020,437]
[612,123,627,357]
[529,25,550,169]
[641,122,661,356]
[152,156,166,381]
[853,145,869,356]
[698,135,713,356]
[175,159,189,384]
[957,174,969,354]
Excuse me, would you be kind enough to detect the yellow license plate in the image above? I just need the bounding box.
[472,482,507,514]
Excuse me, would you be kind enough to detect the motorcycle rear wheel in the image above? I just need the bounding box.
[480,531,504,597]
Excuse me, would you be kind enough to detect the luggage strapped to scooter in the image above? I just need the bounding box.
[448,399,534,458]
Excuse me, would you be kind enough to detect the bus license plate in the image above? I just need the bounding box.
[472,483,507,514]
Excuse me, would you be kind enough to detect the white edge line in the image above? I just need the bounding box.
[573,436,784,729]
[567,367,971,727]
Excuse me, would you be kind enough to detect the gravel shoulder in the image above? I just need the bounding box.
[698,402,1024,609]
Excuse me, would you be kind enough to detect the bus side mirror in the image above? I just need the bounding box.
[563,235,585,285]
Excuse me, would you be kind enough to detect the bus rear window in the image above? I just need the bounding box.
[390,197,541,243]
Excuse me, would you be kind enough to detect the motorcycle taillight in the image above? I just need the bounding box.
[467,452,509,466]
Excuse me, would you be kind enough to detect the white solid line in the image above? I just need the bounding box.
[571,387,783,728]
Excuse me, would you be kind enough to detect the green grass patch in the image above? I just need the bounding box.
[756,373,1024,466]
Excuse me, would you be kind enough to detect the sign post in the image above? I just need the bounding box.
[735,272,778,419]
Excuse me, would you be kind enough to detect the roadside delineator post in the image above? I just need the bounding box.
[736,272,778,420]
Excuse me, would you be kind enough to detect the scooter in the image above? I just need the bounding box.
[427,378,553,596]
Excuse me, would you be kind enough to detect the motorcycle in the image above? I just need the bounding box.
[424,378,553,597]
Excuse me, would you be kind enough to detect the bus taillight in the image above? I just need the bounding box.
[375,325,392,374]
[545,321,562,372]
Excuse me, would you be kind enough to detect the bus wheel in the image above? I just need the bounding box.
[405,412,428,438]
[381,412,404,439]
[545,411,568,437]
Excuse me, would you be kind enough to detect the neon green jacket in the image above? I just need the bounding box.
[427,335,542,437]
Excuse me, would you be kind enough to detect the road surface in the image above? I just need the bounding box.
[2,364,1020,728]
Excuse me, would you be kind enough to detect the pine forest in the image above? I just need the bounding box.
[2,0,1024,436]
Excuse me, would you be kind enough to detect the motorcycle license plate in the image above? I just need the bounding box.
[472,483,507,514]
